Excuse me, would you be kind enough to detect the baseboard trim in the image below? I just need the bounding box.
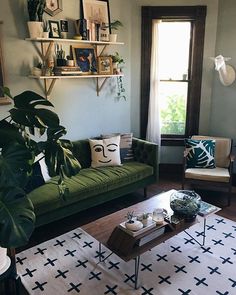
[159,163,182,175]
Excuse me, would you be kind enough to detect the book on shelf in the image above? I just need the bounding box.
[118,220,156,237]
[198,201,221,216]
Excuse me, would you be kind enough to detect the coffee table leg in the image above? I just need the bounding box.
[184,217,207,247]
[134,255,140,289]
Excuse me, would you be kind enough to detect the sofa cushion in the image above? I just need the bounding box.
[28,162,153,216]
[89,136,121,168]
[101,133,134,162]
[185,138,216,168]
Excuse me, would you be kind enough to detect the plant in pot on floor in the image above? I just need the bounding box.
[0,87,81,275]
[27,0,46,38]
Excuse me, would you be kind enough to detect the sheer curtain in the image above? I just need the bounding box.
[146,20,161,145]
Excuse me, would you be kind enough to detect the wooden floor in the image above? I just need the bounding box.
[2,172,236,294]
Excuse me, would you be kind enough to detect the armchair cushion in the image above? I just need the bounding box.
[185,139,216,169]
[185,167,230,183]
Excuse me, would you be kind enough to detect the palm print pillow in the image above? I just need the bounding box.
[185,139,216,168]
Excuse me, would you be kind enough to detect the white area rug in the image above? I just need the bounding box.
[16,214,236,295]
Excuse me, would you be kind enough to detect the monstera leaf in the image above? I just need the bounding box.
[9,91,60,132]
[0,187,35,248]
[44,138,81,177]
[0,120,25,148]
[0,142,33,188]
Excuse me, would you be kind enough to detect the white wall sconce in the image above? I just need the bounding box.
[210,55,236,86]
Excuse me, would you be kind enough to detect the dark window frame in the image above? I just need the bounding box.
[140,6,207,146]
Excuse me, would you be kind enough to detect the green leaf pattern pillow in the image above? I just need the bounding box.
[185,139,216,168]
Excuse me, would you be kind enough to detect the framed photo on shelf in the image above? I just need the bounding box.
[98,56,112,75]
[48,20,61,38]
[81,0,111,40]
[45,0,63,16]
[72,45,97,74]
[60,20,68,32]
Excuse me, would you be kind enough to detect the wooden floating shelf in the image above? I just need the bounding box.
[29,74,124,97]
[29,74,124,79]
[25,37,124,46]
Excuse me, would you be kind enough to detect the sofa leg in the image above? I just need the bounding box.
[144,187,147,198]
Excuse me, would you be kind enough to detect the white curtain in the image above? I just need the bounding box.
[146,20,161,145]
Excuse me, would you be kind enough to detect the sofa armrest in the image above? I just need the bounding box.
[132,137,159,180]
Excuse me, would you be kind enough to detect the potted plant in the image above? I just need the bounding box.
[0,87,81,273]
[27,0,46,38]
[110,52,124,74]
[107,20,123,42]
[125,211,143,231]
[31,61,43,76]
[42,20,49,38]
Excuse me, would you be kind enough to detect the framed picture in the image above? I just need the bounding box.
[98,56,112,75]
[72,45,97,74]
[81,0,111,33]
[48,20,61,38]
[60,20,68,32]
[45,0,63,16]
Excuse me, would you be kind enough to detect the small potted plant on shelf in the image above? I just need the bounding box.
[110,52,124,74]
[27,0,46,38]
[31,61,43,76]
[0,87,81,273]
[107,20,123,42]
[42,20,49,38]
[66,55,75,67]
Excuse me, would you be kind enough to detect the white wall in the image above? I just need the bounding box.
[1,0,227,165]
[210,0,236,140]
[0,0,132,141]
[130,0,219,163]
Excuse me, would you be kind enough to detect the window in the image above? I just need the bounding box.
[159,22,190,136]
[141,6,207,145]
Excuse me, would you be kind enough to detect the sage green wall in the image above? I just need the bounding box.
[2,0,232,165]
[0,0,132,140]
[210,0,236,145]
[130,0,219,163]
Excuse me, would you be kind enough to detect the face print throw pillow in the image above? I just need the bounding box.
[89,136,121,168]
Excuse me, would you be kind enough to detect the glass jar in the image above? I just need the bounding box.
[170,190,201,221]
[153,208,165,224]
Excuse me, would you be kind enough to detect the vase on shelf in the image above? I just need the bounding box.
[27,21,43,38]
[109,34,117,42]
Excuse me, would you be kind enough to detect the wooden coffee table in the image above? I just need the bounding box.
[82,190,204,289]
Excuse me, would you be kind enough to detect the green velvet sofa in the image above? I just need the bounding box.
[28,138,158,227]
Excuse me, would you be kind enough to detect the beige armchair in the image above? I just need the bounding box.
[182,135,234,206]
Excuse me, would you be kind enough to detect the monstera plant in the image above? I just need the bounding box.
[0,88,81,249]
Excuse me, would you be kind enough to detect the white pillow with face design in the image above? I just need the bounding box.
[89,136,121,168]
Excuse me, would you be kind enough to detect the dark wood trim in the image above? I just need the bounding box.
[140,7,152,139]
[185,8,206,137]
[140,6,207,141]
[159,163,182,175]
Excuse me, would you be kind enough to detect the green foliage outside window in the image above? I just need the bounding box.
[160,94,186,135]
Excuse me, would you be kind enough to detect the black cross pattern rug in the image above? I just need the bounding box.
[16,214,236,294]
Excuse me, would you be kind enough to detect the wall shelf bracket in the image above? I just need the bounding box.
[96,77,109,96]
[44,78,57,99]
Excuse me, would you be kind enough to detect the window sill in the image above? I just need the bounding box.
[161,137,185,146]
